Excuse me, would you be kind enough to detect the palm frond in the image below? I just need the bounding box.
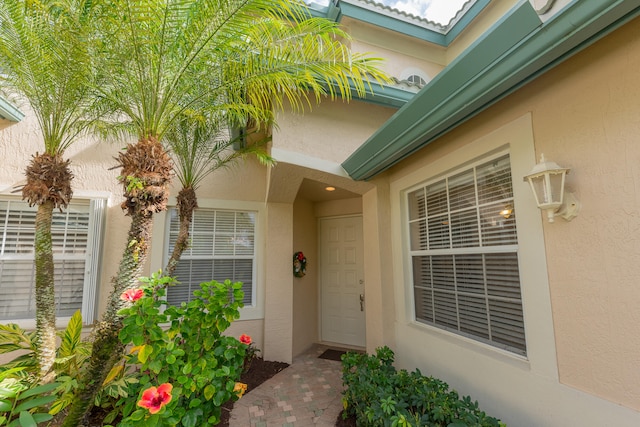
[0,0,100,155]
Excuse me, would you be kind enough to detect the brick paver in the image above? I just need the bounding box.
[230,344,346,427]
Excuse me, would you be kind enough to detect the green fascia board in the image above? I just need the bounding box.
[0,97,24,122]
[337,2,446,45]
[342,0,640,180]
[353,82,415,108]
[328,79,415,108]
[445,0,492,44]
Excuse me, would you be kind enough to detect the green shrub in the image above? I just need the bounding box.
[341,346,505,427]
[114,273,250,427]
[0,368,59,427]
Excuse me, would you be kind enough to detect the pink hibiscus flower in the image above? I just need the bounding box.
[137,383,173,414]
[120,288,144,302]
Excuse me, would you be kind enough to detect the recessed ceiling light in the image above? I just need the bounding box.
[325,186,336,192]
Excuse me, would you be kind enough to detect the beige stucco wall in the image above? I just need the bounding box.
[291,198,318,357]
[379,16,640,426]
[273,99,395,164]
[520,17,640,409]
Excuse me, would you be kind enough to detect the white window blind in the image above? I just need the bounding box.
[407,154,526,355]
[0,198,105,322]
[166,208,256,307]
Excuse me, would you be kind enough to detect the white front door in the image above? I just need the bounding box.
[319,216,365,347]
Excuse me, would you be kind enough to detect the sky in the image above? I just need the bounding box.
[311,0,470,25]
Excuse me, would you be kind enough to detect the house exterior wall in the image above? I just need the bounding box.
[377,17,640,426]
[292,197,319,357]
[273,99,395,165]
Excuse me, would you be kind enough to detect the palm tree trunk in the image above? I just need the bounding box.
[62,137,171,427]
[61,211,154,427]
[34,200,57,382]
[164,186,198,277]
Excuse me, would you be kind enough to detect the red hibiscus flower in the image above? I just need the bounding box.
[120,288,144,302]
[239,334,252,345]
[138,383,173,414]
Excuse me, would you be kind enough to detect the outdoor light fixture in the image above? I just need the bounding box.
[325,186,336,192]
[523,154,580,223]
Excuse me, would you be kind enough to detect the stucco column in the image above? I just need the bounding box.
[262,202,294,363]
[362,176,395,353]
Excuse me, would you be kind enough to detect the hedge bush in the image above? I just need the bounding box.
[341,346,505,427]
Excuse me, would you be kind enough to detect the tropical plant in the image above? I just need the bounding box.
[64,0,389,423]
[341,347,506,427]
[0,311,89,375]
[163,110,272,277]
[0,368,59,427]
[113,273,248,426]
[0,0,99,381]
[0,311,92,417]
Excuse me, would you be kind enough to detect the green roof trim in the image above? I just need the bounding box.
[342,0,640,180]
[352,81,417,108]
[0,97,24,122]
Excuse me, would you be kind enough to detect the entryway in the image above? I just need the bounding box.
[319,216,365,348]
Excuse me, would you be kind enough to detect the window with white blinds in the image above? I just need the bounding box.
[407,153,526,355]
[166,208,256,307]
[0,198,105,322]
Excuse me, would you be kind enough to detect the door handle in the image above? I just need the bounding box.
[359,294,365,311]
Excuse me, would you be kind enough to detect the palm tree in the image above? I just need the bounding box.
[163,110,272,277]
[63,0,389,423]
[0,0,97,381]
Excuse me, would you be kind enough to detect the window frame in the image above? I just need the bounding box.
[151,199,265,321]
[404,150,527,356]
[0,194,106,328]
[389,114,560,377]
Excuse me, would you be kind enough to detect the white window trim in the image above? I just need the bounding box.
[150,198,265,320]
[0,194,107,328]
[405,150,526,356]
[389,113,559,380]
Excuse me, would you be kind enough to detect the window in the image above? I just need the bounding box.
[166,208,256,307]
[407,153,526,355]
[0,198,105,322]
[406,74,427,86]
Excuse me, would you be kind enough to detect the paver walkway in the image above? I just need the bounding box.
[229,344,347,427]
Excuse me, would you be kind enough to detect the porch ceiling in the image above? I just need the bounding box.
[266,162,373,204]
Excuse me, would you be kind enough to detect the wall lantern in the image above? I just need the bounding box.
[523,154,580,223]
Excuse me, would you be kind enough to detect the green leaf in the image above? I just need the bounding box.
[14,395,57,412]
[203,385,215,401]
[17,411,36,427]
[138,344,153,364]
[182,363,192,375]
[31,413,53,423]
[58,310,83,358]
[130,409,146,421]
[181,408,203,427]
[20,382,59,398]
